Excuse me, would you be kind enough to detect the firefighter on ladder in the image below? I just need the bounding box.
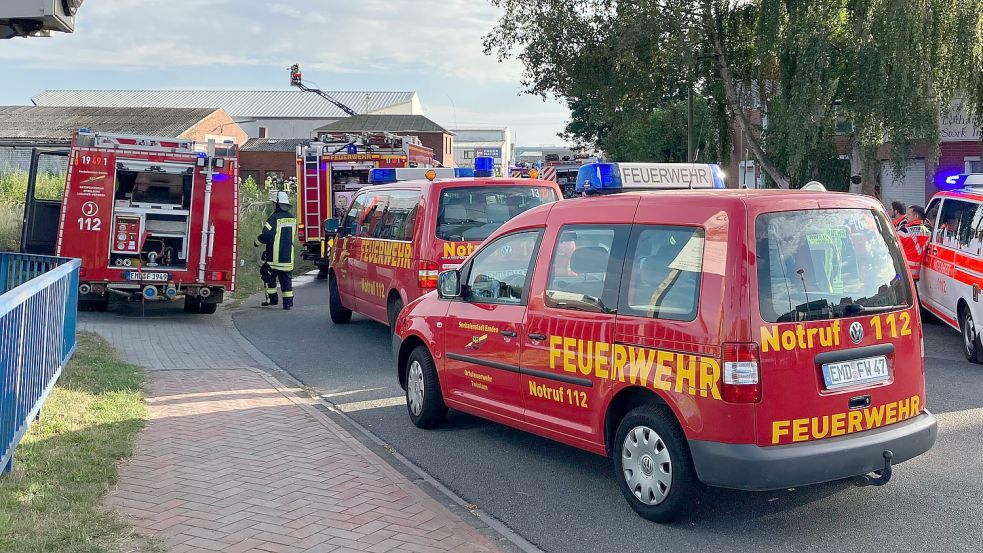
[255,191,297,310]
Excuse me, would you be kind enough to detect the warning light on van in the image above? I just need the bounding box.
[475,156,495,177]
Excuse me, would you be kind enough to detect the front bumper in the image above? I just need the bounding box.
[689,411,938,491]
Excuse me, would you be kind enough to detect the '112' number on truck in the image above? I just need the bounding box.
[78,217,102,231]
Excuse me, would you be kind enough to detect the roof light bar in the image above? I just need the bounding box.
[575,162,726,194]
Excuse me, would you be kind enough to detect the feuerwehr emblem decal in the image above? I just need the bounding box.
[849,321,864,344]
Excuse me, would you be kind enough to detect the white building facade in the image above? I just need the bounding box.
[449,127,512,175]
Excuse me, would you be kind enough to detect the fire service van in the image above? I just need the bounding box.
[327,170,561,329]
[393,179,937,522]
[296,132,436,277]
[20,129,239,313]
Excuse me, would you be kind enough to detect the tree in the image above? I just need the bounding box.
[487,0,983,191]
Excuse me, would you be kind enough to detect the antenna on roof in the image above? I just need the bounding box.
[288,64,358,117]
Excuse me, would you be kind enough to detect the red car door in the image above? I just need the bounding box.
[442,230,543,420]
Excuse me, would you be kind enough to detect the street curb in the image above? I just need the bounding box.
[227,293,543,553]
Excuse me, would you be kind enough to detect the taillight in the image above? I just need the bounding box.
[722,342,761,403]
[298,228,306,241]
[417,260,438,289]
[208,271,228,281]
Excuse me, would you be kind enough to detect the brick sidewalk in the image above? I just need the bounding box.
[82,307,502,553]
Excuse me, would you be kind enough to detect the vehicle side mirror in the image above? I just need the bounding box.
[324,218,339,233]
[438,270,461,299]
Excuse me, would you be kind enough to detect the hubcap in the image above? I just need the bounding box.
[407,360,425,417]
[622,425,672,505]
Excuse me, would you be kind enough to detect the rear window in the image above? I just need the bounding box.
[437,186,557,241]
[756,209,912,323]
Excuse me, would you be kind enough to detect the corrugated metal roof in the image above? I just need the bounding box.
[316,114,450,134]
[0,106,222,141]
[32,90,416,119]
[241,138,309,152]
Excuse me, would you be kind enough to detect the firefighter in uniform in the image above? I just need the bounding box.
[255,191,297,310]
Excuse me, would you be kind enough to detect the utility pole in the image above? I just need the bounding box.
[687,85,695,162]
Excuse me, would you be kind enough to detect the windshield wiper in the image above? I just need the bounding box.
[839,304,908,315]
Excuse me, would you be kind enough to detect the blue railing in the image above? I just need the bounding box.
[0,253,80,475]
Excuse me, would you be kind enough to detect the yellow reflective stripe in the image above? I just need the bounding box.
[282,291,294,298]
[266,288,278,294]
[271,217,297,271]
[264,222,273,230]
[254,239,262,247]
[267,263,292,271]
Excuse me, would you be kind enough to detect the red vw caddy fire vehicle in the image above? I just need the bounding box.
[327,163,561,329]
[393,170,937,522]
[21,129,239,313]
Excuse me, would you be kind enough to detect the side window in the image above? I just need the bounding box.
[344,193,367,236]
[545,225,628,313]
[466,230,541,305]
[619,226,705,321]
[936,199,977,251]
[359,194,390,238]
[924,198,941,238]
[378,191,419,241]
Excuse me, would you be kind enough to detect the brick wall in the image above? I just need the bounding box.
[239,151,297,188]
[396,132,454,167]
[180,109,248,145]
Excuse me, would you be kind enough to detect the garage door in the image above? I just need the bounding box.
[880,160,926,209]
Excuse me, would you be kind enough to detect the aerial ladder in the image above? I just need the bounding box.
[289,64,359,117]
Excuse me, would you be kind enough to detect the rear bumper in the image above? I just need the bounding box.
[689,411,938,491]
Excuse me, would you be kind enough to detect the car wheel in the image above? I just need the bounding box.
[405,346,446,429]
[613,405,698,522]
[316,264,329,281]
[960,307,983,363]
[388,297,404,332]
[329,274,352,324]
[184,297,200,313]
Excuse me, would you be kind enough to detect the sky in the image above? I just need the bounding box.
[0,0,572,146]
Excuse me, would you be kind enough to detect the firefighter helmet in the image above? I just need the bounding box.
[273,191,291,206]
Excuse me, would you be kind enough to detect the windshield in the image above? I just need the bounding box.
[437,186,557,241]
[756,209,912,323]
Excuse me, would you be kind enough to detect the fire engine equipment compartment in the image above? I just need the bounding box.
[111,160,193,269]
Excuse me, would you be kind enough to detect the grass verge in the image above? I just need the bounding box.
[0,333,161,553]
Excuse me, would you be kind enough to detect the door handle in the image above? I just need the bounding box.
[528,333,547,341]
[499,329,517,338]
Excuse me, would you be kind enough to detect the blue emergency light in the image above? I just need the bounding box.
[947,173,983,188]
[474,156,495,178]
[346,143,358,155]
[454,167,475,177]
[575,162,727,194]
[369,168,398,184]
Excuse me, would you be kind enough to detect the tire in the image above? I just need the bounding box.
[329,274,352,324]
[92,296,109,312]
[405,346,447,429]
[199,302,218,314]
[388,297,404,332]
[960,306,983,364]
[613,405,699,523]
[316,264,329,281]
[184,297,200,313]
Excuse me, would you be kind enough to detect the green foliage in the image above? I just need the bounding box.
[0,333,161,553]
[0,169,65,251]
[487,0,983,189]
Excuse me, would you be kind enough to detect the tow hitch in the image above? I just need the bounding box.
[852,450,894,487]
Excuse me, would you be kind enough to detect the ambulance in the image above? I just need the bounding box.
[393,167,937,522]
[326,167,561,329]
[917,173,983,362]
[20,129,238,313]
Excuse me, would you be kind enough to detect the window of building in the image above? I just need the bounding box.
[463,150,474,160]
[967,157,982,174]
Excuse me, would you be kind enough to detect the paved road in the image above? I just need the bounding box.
[234,278,983,553]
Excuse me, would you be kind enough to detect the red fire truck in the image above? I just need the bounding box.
[295,132,435,277]
[20,129,239,313]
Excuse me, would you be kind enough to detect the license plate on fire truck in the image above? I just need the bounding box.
[122,271,170,282]
[822,355,888,389]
